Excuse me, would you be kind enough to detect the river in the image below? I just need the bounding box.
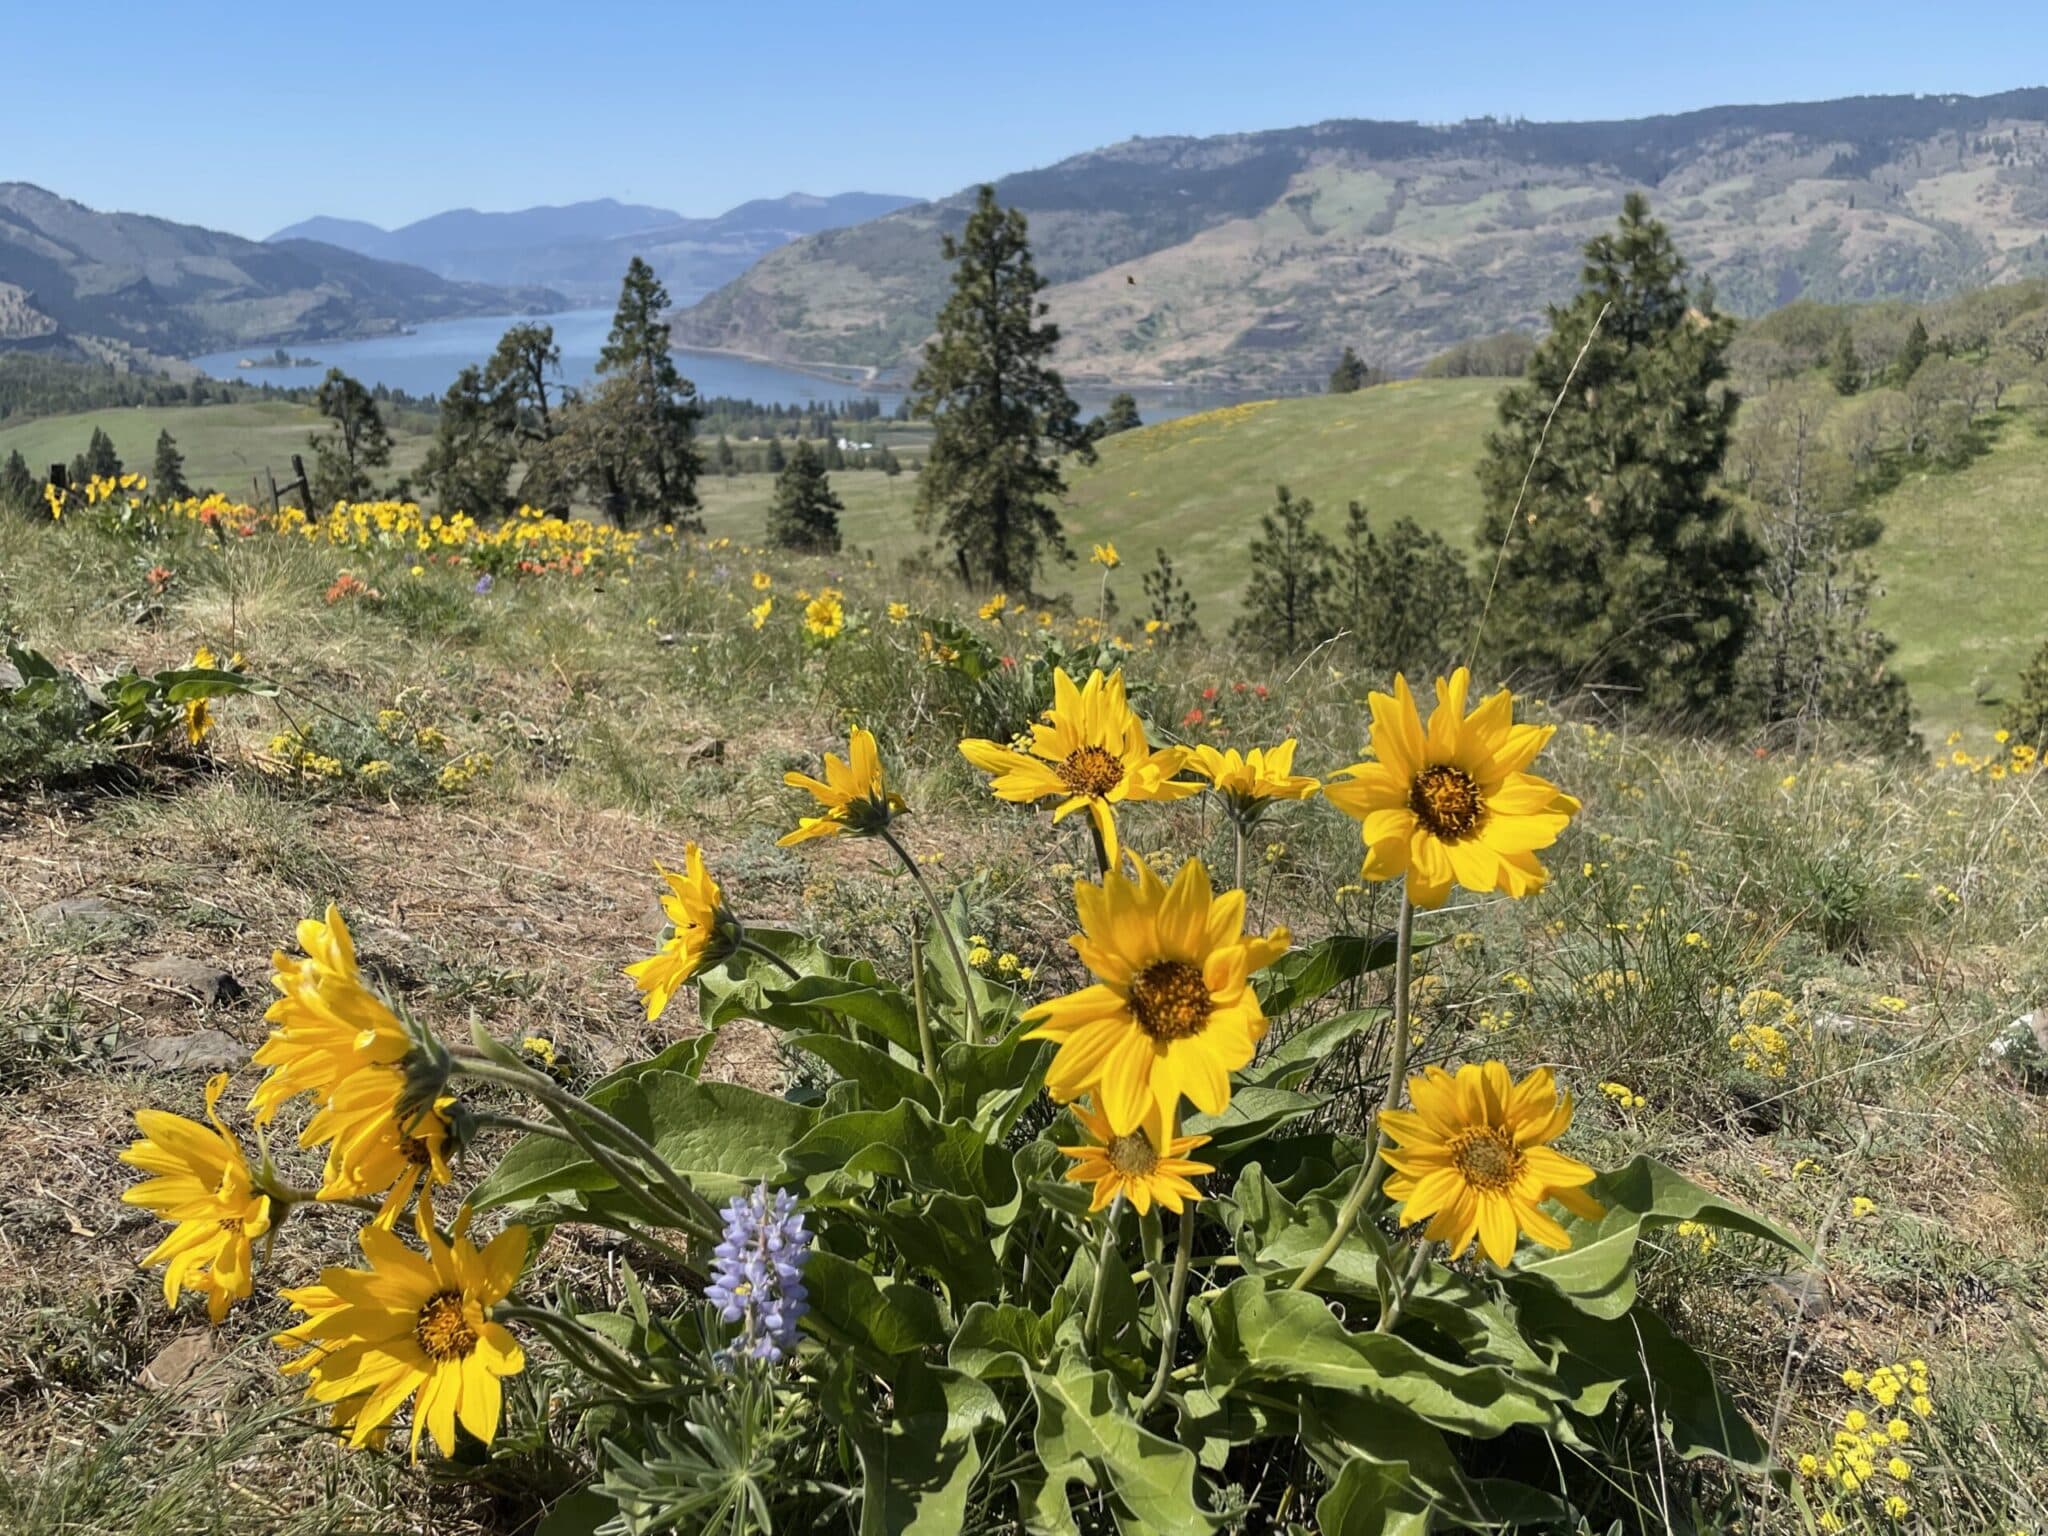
[188,308,1256,422]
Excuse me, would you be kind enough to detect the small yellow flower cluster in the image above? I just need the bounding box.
[437,750,494,792]
[978,592,1009,622]
[1673,1219,1718,1254]
[1599,1080,1645,1110]
[1799,1361,1933,1523]
[1729,1023,1790,1077]
[1942,729,2040,782]
[1581,967,1642,1003]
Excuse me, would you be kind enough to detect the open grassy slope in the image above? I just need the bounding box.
[0,401,435,494]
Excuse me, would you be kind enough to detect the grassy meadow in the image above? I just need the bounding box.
[1,477,2045,1532]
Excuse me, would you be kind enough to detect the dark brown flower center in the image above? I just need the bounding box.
[1450,1128,1521,1192]
[1106,1130,1159,1177]
[400,1134,434,1166]
[1057,745,1125,798]
[1409,764,1487,842]
[1129,959,1212,1041]
[414,1291,479,1362]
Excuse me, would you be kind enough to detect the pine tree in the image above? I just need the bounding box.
[1894,316,1931,385]
[1827,327,1863,396]
[1334,500,1477,676]
[1096,392,1143,436]
[581,257,704,529]
[1141,547,1200,639]
[0,449,35,516]
[764,436,786,473]
[765,440,844,552]
[420,365,516,517]
[84,426,122,478]
[1231,486,1334,658]
[150,430,192,500]
[308,368,393,505]
[877,445,902,477]
[715,434,737,476]
[1327,346,1370,394]
[1474,194,1758,719]
[484,322,563,445]
[2005,638,2048,750]
[911,185,1094,589]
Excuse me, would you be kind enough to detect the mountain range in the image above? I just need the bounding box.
[671,87,2048,388]
[269,192,919,306]
[0,182,561,363]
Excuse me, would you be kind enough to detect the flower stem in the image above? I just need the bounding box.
[1138,1200,1197,1413]
[909,920,943,1088]
[1232,818,1247,895]
[497,1302,651,1394]
[1374,1239,1435,1334]
[1084,1194,1126,1354]
[738,934,805,982]
[1289,888,1414,1294]
[878,825,978,1044]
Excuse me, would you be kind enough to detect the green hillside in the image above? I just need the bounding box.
[0,401,435,493]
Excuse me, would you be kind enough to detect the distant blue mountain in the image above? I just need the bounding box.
[268,192,919,305]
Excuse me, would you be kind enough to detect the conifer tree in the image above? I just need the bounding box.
[1334,500,1476,676]
[1327,346,1370,394]
[1827,327,1863,396]
[764,436,786,473]
[308,368,392,505]
[765,439,844,553]
[1141,547,1200,639]
[1096,393,1143,437]
[1231,486,1334,658]
[715,434,737,476]
[0,449,35,516]
[571,257,704,529]
[1894,316,1931,385]
[84,426,122,479]
[484,322,563,446]
[421,365,516,517]
[1475,194,1758,719]
[912,186,1094,590]
[2005,638,2048,751]
[150,430,191,500]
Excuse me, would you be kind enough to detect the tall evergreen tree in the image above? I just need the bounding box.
[584,257,703,529]
[84,426,122,478]
[911,186,1095,590]
[484,322,563,446]
[1231,486,1334,658]
[764,436,786,473]
[1334,500,1477,676]
[1894,316,1931,385]
[1141,547,1200,639]
[308,368,392,505]
[420,365,516,517]
[1096,392,1143,437]
[1327,346,1370,394]
[764,440,844,552]
[1474,194,1758,719]
[0,448,35,516]
[150,429,192,499]
[1827,327,1863,396]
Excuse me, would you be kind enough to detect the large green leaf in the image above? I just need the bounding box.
[1028,1356,1217,1534]
[823,1355,998,1536]
[857,1191,1004,1305]
[783,1100,1020,1218]
[1514,1155,1810,1319]
[803,1251,949,1379]
[940,1020,1052,1133]
[1254,932,1400,1015]
[1197,1278,1559,1440]
[950,1301,1057,1381]
[789,1032,939,1113]
[717,973,925,1056]
[1242,1008,1382,1090]
[1304,1391,1572,1531]
[470,1074,815,1212]
[1182,1086,1324,1154]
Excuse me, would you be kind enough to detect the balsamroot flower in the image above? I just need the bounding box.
[1024,856,1289,1136]
[277,1202,528,1460]
[803,592,844,640]
[1185,740,1320,825]
[624,844,739,1020]
[777,725,906,845]
[1323,668,1578,909]
[1058,1100,1213,1215]
[251,905,412,1122]
[121,1073,273,1322]
[708,1184,813,1364]
[959,667,1196,865]
[1377,1062,1602,1267]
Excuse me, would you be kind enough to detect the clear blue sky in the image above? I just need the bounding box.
[6,0,2041,238]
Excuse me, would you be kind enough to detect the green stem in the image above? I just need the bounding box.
[738,934,805,982]
[471,1112,573,1142]
[1232,818,1247,895]
[1084,1195,1126,1354]
[1086,815,1112,880]
[1289,889,1414,1293]
[497,1302,651,1394]
[1138,1201,1197,1413]
[909,921,943,1088]
[878,825,978,1044]
[1374,1240,1435,1334]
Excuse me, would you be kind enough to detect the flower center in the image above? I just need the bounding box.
[1057,745,1125,799]
[1409,764,1487,842]
[414,1291,479,1362]
[1106,1131,1159,1177]
[1129,960,1212,1041]
[1450,1128,1521,1192]
[400,1134,434,1166]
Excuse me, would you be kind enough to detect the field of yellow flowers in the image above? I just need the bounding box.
[2,490,2045,1535]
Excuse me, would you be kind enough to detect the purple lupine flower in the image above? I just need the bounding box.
[706,1183,812,1365]
[473,573,495,595]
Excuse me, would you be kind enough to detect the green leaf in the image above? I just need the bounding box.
[1243,1008,1382,1089]
[1314,1456,1430,1536]
[823,1355,998,1536]
[717,973,925,1057]
[1513,1155,1809,1319]
[470,1074,815,1212]
[1254,933,1399,1015]
[1197,1278,1559,1439]
[1028,1356,1217,1534]
[939,1019,1052,1133]
[534,1488,614,1536]
[159,667,276,700]
[1182,1086,1323,1154]
[857,1191,1004,1305]
[949,1301,1056,1380]
[789,1032,939,1113]
[804,1251,948,1380]
[783,1100,1020,1217]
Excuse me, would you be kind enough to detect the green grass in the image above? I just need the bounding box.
[0,401,434,496]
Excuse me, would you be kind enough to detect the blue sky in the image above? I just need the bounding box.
[6,0,2041,237]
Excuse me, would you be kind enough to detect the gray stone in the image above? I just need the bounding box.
[1984,1009,2048,1090]
[31,896,138,931]
[127,956,243,1007]
[1761,1268,1831,1320]
[115,1029,243,1073]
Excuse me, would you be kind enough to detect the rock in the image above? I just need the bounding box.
[1761,1268,1831,1320]
[0,656,21,691]
[1984,1009,2048,1089]
[127,956,243,1007]
[115,1029,243,1073]
[681,736,725,766]
[31,896,138,932]
[139,1332,215,1392]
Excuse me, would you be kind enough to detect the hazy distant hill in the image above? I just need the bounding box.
[672,88,2048,387]
[270,192,919,304]
[0,183,562,359]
